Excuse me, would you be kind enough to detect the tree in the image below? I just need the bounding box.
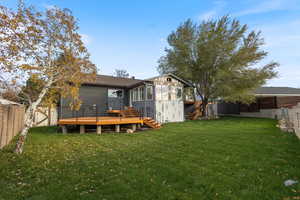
[0,75,20,102]
[158,16,278,116]
[0,1,96,154]
[19,74,59,107]
[114,69,130,78]
[0,85,20,103]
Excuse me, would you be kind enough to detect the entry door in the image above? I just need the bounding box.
[107,88,124,110]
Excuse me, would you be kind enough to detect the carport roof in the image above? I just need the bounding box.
[255,87,300,96]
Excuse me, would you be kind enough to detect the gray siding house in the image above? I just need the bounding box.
[59,74,193,123]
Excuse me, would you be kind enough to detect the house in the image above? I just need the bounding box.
[59,73,193,124]
[218,87,300,119]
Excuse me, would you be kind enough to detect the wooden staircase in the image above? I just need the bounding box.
[120,107,140,117]
[188,101,203,120]
[121,107,161,129]
[143,118,161,129]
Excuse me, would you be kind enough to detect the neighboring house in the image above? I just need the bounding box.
[218,87,300,119]
[59,73,193,123]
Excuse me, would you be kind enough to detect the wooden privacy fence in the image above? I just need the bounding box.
[33,106,58,127]
[0,104,25,149]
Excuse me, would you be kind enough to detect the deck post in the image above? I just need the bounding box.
[132,124,136,132]
[97,125,102,135]
[80,125,85,134]
[61,125,67,134]
[115,124,120,133]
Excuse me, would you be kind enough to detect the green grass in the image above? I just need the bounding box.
[0,117,300,200]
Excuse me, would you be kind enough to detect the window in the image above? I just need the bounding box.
[146,85,153,100]
[131,86,148,102]
[167,77,172,82]
[139,87,144,101]
[133,88,138,101]
[176,88,182,99]
[108,89,123,98]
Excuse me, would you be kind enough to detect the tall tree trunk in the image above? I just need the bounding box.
[195,87,208,117]
[14,79,53,154]
[201,98,208,117]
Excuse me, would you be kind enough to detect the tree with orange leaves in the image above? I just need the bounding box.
[0,1,96,154]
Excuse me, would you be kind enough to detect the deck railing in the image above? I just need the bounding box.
[59,104,153,122]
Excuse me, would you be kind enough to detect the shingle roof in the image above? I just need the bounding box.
[83,74,145,88]
[255,87,300,95]
[83,73,193,88]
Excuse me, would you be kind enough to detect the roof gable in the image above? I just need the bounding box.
[147,73,194,87]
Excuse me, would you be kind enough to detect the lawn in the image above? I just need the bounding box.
[0,117,300,200]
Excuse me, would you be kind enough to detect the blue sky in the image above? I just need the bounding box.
[3,0,300,87]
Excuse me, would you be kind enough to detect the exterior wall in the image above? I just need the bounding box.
[130,84,156,119]
[153,75,184,123]
[107,88,130,110]
[60,85,128,119]
[259,97,277,109]
[277,96,300,107]
[60,85,107,118]
[123,90,130,107]
[239,97,277,113]
[107,97,124,110]
[155,101,184,123]
[132,101,155,119]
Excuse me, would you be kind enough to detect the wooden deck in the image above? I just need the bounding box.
[58,116,143,126]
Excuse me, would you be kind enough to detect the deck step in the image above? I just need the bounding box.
[120,108,140,118]
[143,117,161,129]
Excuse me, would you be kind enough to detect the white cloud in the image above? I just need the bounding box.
[198,0,226,21]
[234,0,300,17]
[199,11,217,21]
[43,4,56,10]
[80,34,92,45]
